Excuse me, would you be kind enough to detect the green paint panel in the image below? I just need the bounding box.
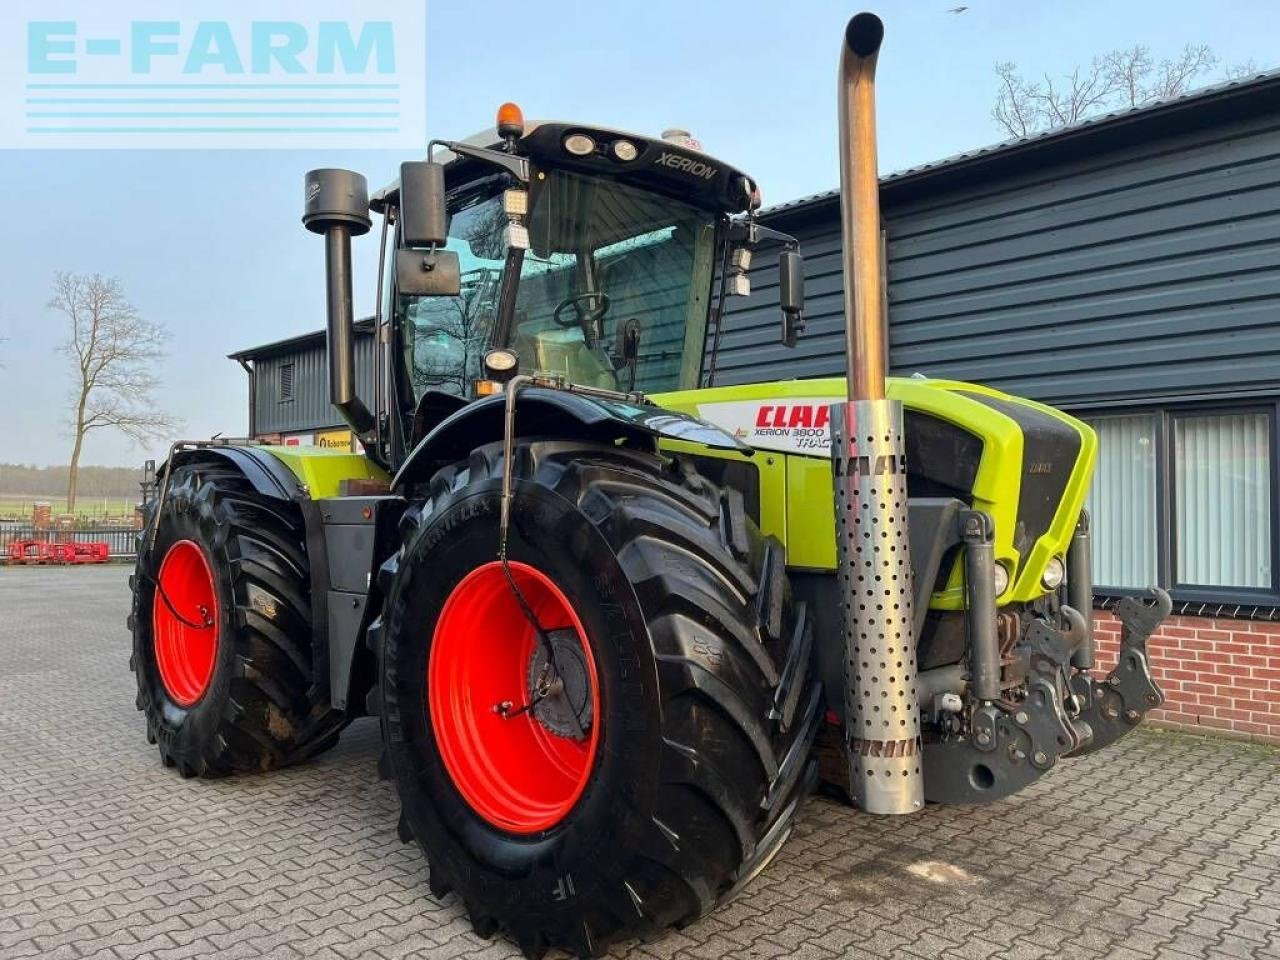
[257,446,390,500]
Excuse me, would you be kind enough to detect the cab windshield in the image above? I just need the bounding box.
[399,169,719,398]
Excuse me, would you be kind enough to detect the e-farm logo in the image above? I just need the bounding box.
[0,1,425,149]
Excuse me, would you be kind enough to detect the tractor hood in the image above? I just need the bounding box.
[652,376,1097,610]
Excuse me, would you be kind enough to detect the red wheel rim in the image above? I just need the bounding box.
[428,561,602,834]
[152,539,218,707]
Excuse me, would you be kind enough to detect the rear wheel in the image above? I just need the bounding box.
[129,460,347,776]
[371,440,822,957]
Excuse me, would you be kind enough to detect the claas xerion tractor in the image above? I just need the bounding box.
[129,14,1170,957]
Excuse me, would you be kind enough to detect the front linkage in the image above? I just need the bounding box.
[1069,588,1172,756]
[921,562,1170,805]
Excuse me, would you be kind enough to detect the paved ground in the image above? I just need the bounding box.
[2,565,1279,960]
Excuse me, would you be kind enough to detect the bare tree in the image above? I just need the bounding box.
[993,42,1234,138]
[1039,57,1118,127]
[1147,43,1217,101]
[992,62,1041,138]
[410,270,499,395]
[49,272,178,512]
[409,202,507,395]
[1226,59,1260,81]
[1103,46,1154,108]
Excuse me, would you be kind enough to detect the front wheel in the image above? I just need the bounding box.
[372,440,822,957]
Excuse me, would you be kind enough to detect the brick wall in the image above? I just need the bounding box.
[1093,611,1280,746]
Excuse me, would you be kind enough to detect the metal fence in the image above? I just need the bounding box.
[0,523,139,561]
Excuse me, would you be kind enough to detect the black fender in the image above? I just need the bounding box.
[155,446,339,713]
[162,445,304,503]
[391,386,751,492]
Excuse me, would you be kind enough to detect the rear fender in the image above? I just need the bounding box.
[156,445,393,717]
[163,445,304,503]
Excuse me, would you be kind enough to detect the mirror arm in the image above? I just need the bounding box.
[750,222,800,250]
[429,139,530,183]
[727,216,800,251]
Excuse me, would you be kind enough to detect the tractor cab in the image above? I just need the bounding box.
[354,107,804,468]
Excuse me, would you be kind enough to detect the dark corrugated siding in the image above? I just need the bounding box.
[252,333,376,434]
[712,113,1280,406]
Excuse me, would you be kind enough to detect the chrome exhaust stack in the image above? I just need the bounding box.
[829,12,924,815]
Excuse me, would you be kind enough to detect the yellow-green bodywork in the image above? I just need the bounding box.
[253,375,1093,613]
[255,446,390,500]
[652,377,1096,610]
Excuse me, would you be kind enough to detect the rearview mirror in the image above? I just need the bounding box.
[399,160,448,248]
[779,250,805,347]
[396,248,461,297]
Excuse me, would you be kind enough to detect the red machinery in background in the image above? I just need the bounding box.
[6,540,110,565]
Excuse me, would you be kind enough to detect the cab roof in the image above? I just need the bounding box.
[372,120,756,216]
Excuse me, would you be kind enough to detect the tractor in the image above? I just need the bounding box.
[128,13,1168,958]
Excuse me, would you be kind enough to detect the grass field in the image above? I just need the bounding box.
[0,495,139,521]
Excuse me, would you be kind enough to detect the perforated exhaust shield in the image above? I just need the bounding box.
[831,398,923,814]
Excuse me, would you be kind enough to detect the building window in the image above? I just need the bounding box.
[1173,411,1272,589]
[1086,414,1158,590]
[279,362,294,403]
[1082,404,1277,604]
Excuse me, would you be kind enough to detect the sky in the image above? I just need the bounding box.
[2,0,1277,468]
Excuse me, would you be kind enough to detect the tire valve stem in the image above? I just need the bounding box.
[493,699,537,720]
[492,665,563,720]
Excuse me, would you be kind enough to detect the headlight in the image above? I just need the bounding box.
[1041,556,1065,590]
[612,139,638,161]
[992,561,1010,596]
[563,133,596,156]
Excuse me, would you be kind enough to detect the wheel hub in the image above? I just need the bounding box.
[428,560,602,834]
[151,539,218,707]
[526,629,593,739]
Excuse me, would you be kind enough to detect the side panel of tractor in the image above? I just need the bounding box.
[253,446,391,496]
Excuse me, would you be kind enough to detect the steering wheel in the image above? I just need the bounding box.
[553,292,612,329]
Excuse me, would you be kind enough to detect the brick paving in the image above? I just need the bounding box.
[2,564,1278,960]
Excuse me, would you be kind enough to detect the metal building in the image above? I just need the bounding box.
[230,319,377,450]
[231,72,1280,612]
[713,72,1280,407]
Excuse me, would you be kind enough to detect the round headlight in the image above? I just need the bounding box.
[1041,556,1066,591]
[992,561,1010,596]
[482,348,519,381]
[612,139,638,161]
[563,133,596,156]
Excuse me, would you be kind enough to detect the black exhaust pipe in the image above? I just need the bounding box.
[304,168,375,438]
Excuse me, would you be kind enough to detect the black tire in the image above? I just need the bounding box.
[128,459,347,777]
[371,440,822,958]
